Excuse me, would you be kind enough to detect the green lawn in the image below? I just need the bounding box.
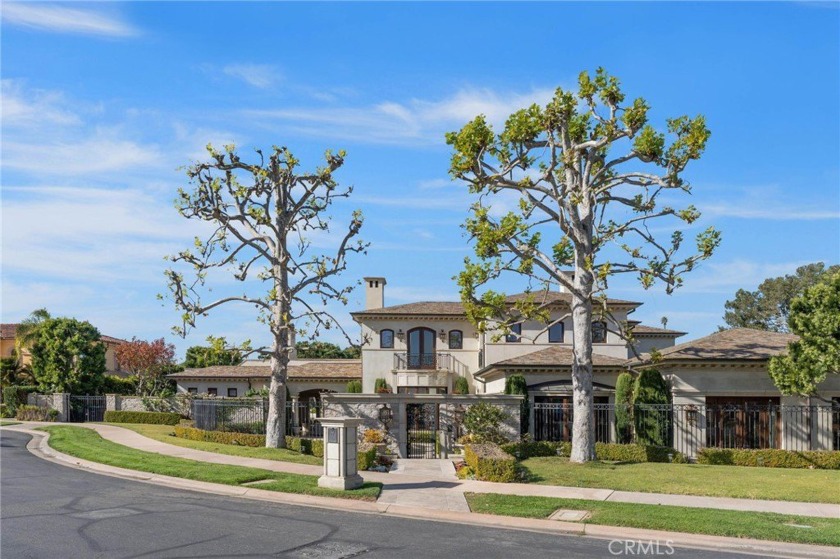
[104,423,322,466]
[42,426,380,501]
[521,457,840,504]
[466,493,840,547]
[0,421,21,426]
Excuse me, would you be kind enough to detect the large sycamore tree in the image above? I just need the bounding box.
[447,69,721,462]
[165,145,366,447]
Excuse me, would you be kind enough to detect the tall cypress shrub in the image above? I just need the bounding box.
[633,368,671,446]
[504,373,529,435]
[614,372,634,444]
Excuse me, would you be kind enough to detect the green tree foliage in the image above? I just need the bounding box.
[29,317,106,394]
[632,368,671,446]
[0,354,33,387]
[614,372,634,444]
[183,336,244,368]
[447,68,718,462]
[101,375,137,395]
[769,272,840,395]
[723,263,839,333]
[463,402,511,444]
[453,376,470,395]
[346,380,362,393]
[295,341,359,359]
[504,373,529,434]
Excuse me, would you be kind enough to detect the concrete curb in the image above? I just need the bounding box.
[3,425,838,559]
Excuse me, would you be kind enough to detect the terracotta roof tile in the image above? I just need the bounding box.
[493,346,628,368]
[167,359,361,380]
[631,324,687,337]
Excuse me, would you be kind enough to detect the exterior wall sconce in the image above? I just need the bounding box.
[396,329,404,342]
[378,404,393,431]
[439,329,446,341]
[685,405,699,425]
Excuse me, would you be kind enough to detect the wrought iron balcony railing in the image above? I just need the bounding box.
[393,352,468,375]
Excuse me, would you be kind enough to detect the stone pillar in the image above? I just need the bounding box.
[53,393,70,422]
[316,417,364,490]
[396,400,407,458]
[528,394,535,439]
[105,394,120,412]
[290,395,300,436]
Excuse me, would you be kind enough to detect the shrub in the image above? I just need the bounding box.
[464,443,517,482]
[463,402,511,444]
[15,405,58,422]
[346,380,362,393]
[224,421,265,434]
[0,404,12,418]
[614,372,634,444]
[101,375,136,395]
[504,374,529,434]
[357,443,377,470]
[284,436,324,457]
[633,368,671,446]
[174,426,265,447]
[697,448,840,469]
[363,428,385,444]
[374,378,390,394]
[453,376,470,395]
[104,410,180,425]
[593,443,684,463]
[501,439,565,459]
[2,385,38,418]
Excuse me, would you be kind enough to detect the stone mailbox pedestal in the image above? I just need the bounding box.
[316,417,364,490]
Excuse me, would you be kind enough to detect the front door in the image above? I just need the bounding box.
[407,327,436,369]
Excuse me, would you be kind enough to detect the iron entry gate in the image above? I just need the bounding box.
[406,403,438,458]
[69,395,106,423]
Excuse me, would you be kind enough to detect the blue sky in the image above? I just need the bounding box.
[2,1,838,357]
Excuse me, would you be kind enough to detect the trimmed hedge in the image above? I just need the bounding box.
[175,426,265,447]
[500,440,685,463]
[104,410,181,425]
[15,405,58,422]
[697,448,840,469]
[284,436,324,457]
[464,443,517,482]
[501,440,569,459]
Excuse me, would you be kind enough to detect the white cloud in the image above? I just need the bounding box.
[244,86,556,145]
[702,204,839,221]
[222,64,282,89]
[3,134,160,175]
[1,80,80,127]
[1,3,139,37]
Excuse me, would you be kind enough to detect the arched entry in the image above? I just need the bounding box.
[407,327,436,369]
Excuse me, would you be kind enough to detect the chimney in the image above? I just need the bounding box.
[363,277,386,310]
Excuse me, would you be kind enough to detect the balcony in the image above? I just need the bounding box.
[393,352,468,376]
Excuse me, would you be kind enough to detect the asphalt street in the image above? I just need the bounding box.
[1,430,760,559]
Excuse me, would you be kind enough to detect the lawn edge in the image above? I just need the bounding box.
[4,425,838,559]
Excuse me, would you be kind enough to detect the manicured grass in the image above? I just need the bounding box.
[42,426,380,501]
[465,493,840,546]
[521,457,840,504]
[0,421,21,426]
[105,423,322,466]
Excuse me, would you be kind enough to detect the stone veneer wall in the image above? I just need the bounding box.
[27,393,69,422]
[112,395,192,417]
[321,394,522,458]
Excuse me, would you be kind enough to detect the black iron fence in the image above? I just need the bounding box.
[68,395,106,423]
[533,403,840,456]
[191,398,323,437]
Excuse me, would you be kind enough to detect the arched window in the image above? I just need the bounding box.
[380,329,394,349]
[448,330,463,349]
[548,322,564,343]
[592,321,608,344]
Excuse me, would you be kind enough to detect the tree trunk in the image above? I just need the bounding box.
[265,342,289,448]
[570,266,596,463]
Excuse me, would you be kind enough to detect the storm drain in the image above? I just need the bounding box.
[287,541,369,559]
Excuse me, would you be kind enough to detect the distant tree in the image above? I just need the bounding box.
[448,68,719,461]
[296,341,344,359]
[29,317,106,394]
[184,336,244,368]
[0,353,33,386]
[14,308,51,355]
[114,338,177,396]
[340,345,361,359]
[164,144,366,448]
[723,263,839,333]
[769,272,840,396]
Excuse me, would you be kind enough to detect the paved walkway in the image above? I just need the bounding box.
[10,422,840,519]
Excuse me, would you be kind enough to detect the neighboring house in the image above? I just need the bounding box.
[166,358,361,403]
[0,323,127,377]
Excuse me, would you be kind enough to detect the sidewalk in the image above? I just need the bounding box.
[4,423,839,559]
[39,422,839,519]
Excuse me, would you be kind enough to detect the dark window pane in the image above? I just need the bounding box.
[380,329,394,349]
[207,387,218,396]
[592,321,607,343]
[188,387,198,394]
[227,388,237,397]
[549,322,564,343]
[506,323,522,343]
[449,330,463,349]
